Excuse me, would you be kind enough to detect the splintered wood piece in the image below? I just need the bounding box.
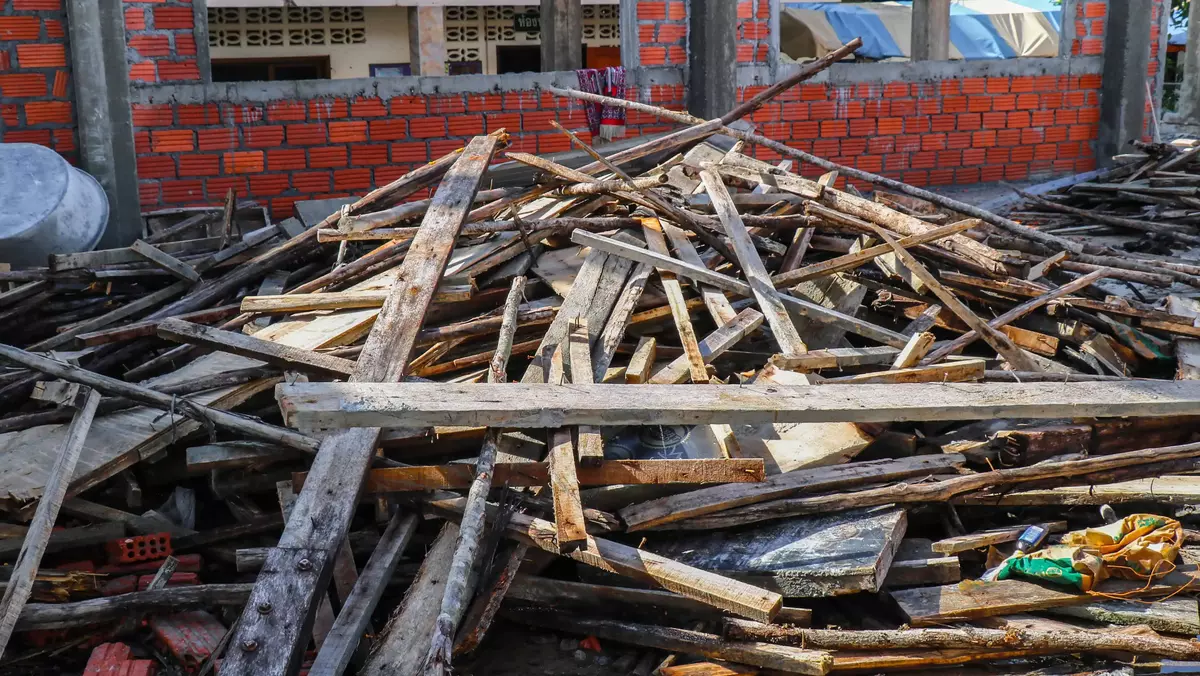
[643,220,709,383]
[572,230,908,347]
[892,564,1200,625]
[501,611,830,674]
[1027,251,1069,280]
[820,359,985,385]
[930,521,1068,555]
[549,428,587,551]
[249,270,290,333]
[648,309,765,385]
[428,496,783,622]
[699,169,807,357]
[129,239,201,283]
[566,319,604,466]
[0,388,100,655]
[277,381,1200,431]
[227,134,503,676]
[625,336,658,384]
[300,459,767,491]
[663,221,738,325]
[771,347,899,371]
[157,318,355,378]
[619,455,963,532]
[240,285,472,314]
[891,332,935,369]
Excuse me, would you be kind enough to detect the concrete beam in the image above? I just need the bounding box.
[1176,0,1200,123]
[68,0,142,247]
[407,6,447,77]
[541,0,583,72]
[688,0,736,119]
[1097,0,1150,165]
[911,0,950,62]
[192,0,212,83]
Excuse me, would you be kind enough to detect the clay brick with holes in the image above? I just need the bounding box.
[106,533,172,565]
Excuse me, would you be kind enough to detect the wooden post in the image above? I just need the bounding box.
[224,134,503,676]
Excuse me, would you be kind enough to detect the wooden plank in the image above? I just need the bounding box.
[548,428,588,551]
[930,521,1068,555]
[0,522,123,560]
[699,169,807,357]
[648,309,765,385]
[892,564,1200,625]
[360,523,459,676]
[74,303,242,347]
[1044,597,1200,635]
[663,221,737,325]
[819,359,985,385]
[502,611,830,674]
[954,476,1200,506]
[239,285,472,315]
[591,262,652,383]
[157,318,355,378]
[619,455,962,532]
[787,273,866,350]
[185,441,292,473]
[644,220,709,382]
[27,280,193,353]
[0,389,100,655]
[506,575,811,625]
[276,380,1200,430]
[309,511,418,676]
[770,347,899,371]
[300,459,766,492]
[129,239,200,283]
[891,332,935,369]
[571,230,908,348]
[248,270,290,333]
[625,336,657,384]
[428,496,783,622]
[226,134,502,675]
[651,506,907,597]
[48,237,223,271]
[566,319,604,466]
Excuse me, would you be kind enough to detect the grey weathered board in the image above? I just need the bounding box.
[648,506,906,596]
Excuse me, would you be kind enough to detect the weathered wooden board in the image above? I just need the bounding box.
[1044,597,1200,635]
[648,507,906,596]
[956,476,1200,506]
[892,564,1200,625]
[275,381,1200,430]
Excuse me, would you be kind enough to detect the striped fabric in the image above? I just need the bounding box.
[782,0,1061,61]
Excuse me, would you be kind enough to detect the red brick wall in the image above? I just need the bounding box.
[637,0,686,66]
[125,0,201,83]
[132,85,686,218]
[739,72,1102,190]
[737,0,770,64]
[0,0,75,161]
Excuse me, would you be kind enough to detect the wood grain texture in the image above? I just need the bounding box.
[276,380,1200,430]
[549,428,588,551]
[643,220,709,382]
[130,239,200,282]
[663,221,737,325]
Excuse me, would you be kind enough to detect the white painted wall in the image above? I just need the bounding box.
[210,6,410,79]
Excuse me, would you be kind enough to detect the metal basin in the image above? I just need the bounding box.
[0,143,108,268]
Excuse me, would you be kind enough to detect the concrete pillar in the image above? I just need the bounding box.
[688,0,737,120]
[541,0,583,72]
[911,0,950,61]
[1175,0,1200,123]
[68,0,142,247]
[1097,0,1151,165]
[192,0,212,83]
[618,0,639,68]
[407,6,446,76]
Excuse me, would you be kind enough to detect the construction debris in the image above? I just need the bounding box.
[8,39,1200,674]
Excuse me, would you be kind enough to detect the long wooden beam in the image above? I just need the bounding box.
[294,459,766,492]
[157,318,356,378]
[571,230,908,347]
[225,134,503,675]
[275,381,1200,430]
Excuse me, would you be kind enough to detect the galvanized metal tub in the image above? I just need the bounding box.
[0,143,108,268]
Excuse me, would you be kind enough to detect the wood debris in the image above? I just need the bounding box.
[7,40,1200,674]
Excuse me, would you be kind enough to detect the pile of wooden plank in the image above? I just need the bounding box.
[7,40,1200,674]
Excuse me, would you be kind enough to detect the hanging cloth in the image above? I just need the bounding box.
[575,66,626,141]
